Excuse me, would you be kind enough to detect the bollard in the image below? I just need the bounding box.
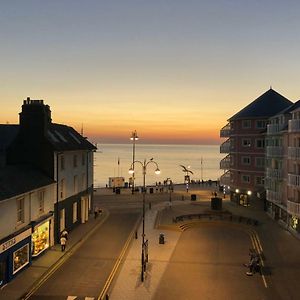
[105,294,109,300]
[182,195,184,201]
[135,231,138,239]
[149,202,152,210]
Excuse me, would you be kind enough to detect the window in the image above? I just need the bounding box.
[60,179,65,199]
[13,244,29,274]
[60,155,65,170]
[242,175,250,183]
[88,152,92,163]
[256,120,267,129]
[38,190,45,214]
[256,139,265,148]
[255,176,264,185]
[242,139,251,147]
[73,155,78,168]
[73,202,78,223]
[255,157,265,168]
[82,173,86,190]
[82,153,85,166]
[16,197,25,223]
[74,175,78,193]
[241,156,251,165]
[242,120,251,128]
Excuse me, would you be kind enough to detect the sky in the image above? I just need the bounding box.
[1,0,300,144]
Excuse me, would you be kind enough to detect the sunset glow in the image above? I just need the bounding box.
[1,1,300,144]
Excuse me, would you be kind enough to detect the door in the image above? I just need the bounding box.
[0,260,7,286]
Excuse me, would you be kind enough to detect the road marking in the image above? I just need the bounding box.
[21,211,110,300]
[98,215,142,300]
[67,297,77,300]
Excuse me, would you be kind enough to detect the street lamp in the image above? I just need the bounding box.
[180,165,194,192]
[130,130,139,194]
[129,158,160,282]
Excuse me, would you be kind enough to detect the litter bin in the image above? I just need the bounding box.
[150,187,154,194]
[116,188,121,194]
[191,194,197,201]
[159,233,165,244]
[211,197,222,210]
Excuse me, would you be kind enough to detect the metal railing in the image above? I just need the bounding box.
[288,147,300,160]
[287,199,300,217]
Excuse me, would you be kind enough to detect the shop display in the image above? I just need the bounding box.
[32,221,50,256]
[13,244,29,273]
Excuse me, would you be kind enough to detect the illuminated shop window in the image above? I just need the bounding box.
[13,244,29,274]
[291,216,299,230]
[31,221,50,257]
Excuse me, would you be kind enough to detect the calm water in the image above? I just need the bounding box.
[94,144,223,187]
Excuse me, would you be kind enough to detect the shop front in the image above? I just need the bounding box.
[0,227,32,286]
[289,215,300,234]
[31,214,54,258]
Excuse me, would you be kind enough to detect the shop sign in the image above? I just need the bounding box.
[0,228,31,254]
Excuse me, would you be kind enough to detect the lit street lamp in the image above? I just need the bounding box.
[129,158,160,282]
[130,130,139,194]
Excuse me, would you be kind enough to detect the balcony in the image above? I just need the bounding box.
[266,190,282,204]
[266,146,284,158]
[287,199,300,217]
[289,119,300,133]
[288,174,300,187]
[266,168,283,180]
[267,124,280,135]
[288,147,300,160]
[220,139,231,153]
[220,123,231,138]
[220,171,231,186]
[220,155,231,170]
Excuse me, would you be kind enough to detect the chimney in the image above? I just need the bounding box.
[19,97,52,136]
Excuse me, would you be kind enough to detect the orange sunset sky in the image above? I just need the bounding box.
[1,1,300,144]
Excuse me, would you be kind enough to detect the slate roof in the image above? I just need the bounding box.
[0,165,55,201]
[0,125,19,150]
[275,99,300,115]
[229,89,293,121]
[46,123,97,151]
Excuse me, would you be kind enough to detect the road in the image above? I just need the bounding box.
[28,212,139,300]
[154,224,277,300]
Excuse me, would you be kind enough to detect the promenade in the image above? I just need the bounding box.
[0,184,299,300]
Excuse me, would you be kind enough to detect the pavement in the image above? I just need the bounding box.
[1,184,300,300]
[0,210,109,300]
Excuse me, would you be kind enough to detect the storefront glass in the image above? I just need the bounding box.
[31,221,50,257]
[0,260,6,286]
[290,216,299,232]
[13,244,29,274]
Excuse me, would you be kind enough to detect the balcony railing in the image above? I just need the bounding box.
[267,124,281,135]
[289,119,300,133]
[288,174,300,187]
[287,199,300,217]
[266,168,283,180]
[288,147,300,160]
[220,155,231,170]
[220,123,231,138]
[266,190,282,204]
[266,146,284,158]
[220,171,231,186]
[220,139,231,153]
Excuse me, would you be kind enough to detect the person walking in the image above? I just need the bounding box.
[60,236,67,252]
[61,229,68,240]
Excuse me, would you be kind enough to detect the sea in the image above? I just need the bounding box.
[94,144,223,188]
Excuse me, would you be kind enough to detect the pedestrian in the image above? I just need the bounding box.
[61,229,68,240]
[60,236,67,252]
[94,207,98,219]
[214,191,217,197]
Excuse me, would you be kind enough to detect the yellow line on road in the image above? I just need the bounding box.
[98,216,142,300]
[21,211,109,300]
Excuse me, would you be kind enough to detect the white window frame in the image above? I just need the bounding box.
[16,197,25,224]
[242,138,251,147]
[38,190,45,214]
[255,157,265,168]
[242,120,251,129]
[241,156,251,165]
[13,244,29,274]
[255,176,264,186]
[255,120,266,129]
[74,175,78,193]
[60,179,65,199]
[255,139,265,148]
[241,175,250,183]
[73,202,78,223]
[73,154,78,168]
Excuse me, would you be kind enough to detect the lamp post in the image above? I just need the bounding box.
[129,158,160,282]
[180,165,194,192]
[130,130,139,194]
